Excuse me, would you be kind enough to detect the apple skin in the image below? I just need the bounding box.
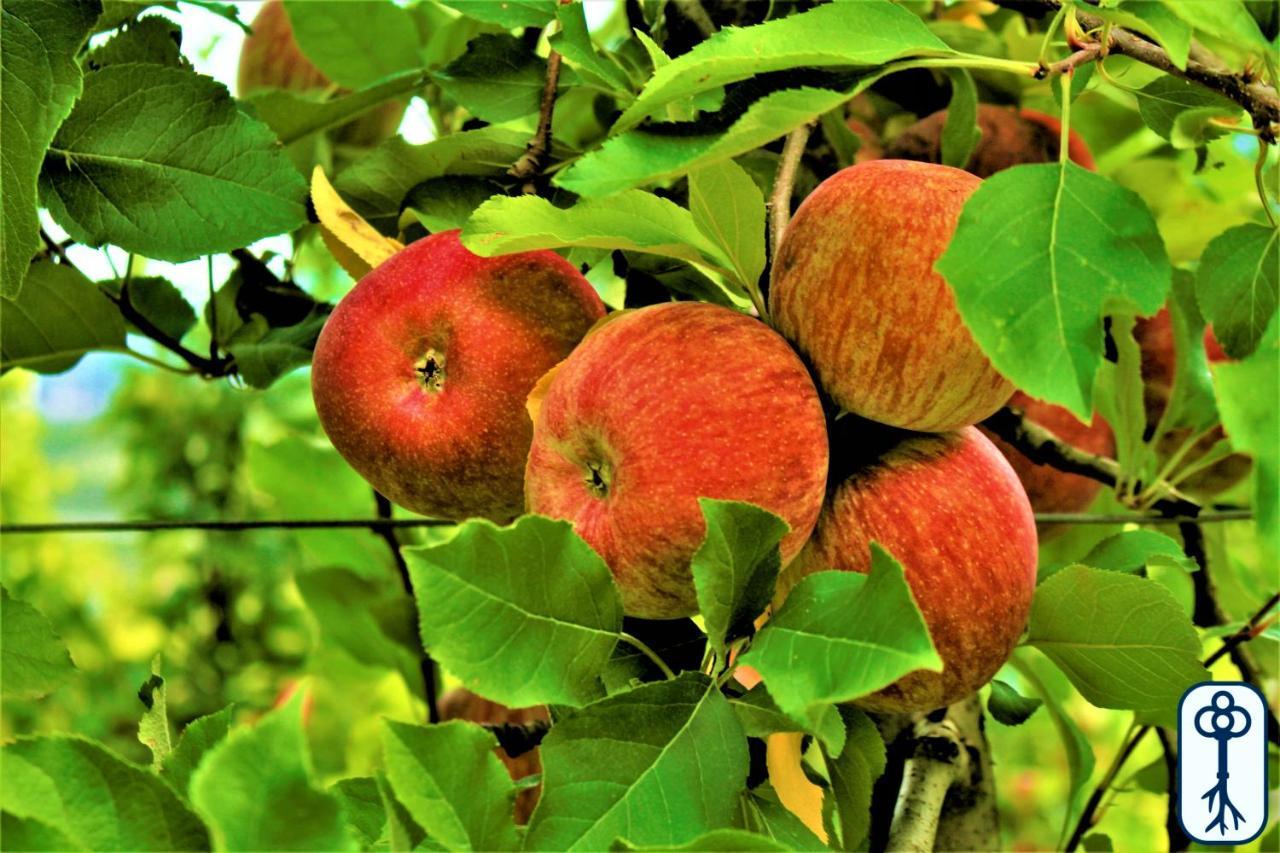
[525,302,830,619]
[770,159,1013,433]
[777,426,1038,713]
[881,104,1095,177]
[980,391,1115,537]
[238,0,405,147]
[311,230,605,521]
[437,687,548,825]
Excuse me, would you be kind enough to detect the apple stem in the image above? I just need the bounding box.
[763,121,815,321]
[617,632,677,680]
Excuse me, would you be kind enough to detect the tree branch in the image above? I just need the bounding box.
[105,284,236,378]
[982,406,1201,518]
[887,715,970,852]
[934,695,1000,852]
[373,491,440,724]
[508,44,564,194]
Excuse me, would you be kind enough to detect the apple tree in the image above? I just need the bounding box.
[1,0,1277,851]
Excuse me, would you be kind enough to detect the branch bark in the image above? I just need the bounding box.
[508,44,564,194]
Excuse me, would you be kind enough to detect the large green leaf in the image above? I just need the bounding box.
[1,735,209,850]
[688,161,767,293]
[190,697,355,851]
[462,191,730,274]
[0,0,99,296]
[161,705,235,799]
[439,0,556,29]
[614,0,947,131]
[613,829,789,851]
[246,69,425,146]
[736,788,826,850]
[824,707,886,851]
[1195,222,1278,359]
[403,516,623,708]
[282,0,423,89]
[936,162,1171,420]
[525,674,749,850]
[0,587,75,700]
[329,778,387,851]
[556,86,859,198]
[84,14,189,69]
[40,65,307,262]
[1094,2,1191,68]
[1163,0,1272,55]
[1080,530,1197,574]
[1026,564,1206,725]
[549,2,633,97]
[690,500,788,660]
[0,261,126,374]
[738,545,941,730]
[1135,76,1239,148]
[382,720,519,851]
[728,684,845,757]
[433,34,546,123]
[1215,347,1280,562]
[1161,268,1221,432]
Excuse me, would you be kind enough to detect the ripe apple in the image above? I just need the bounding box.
[778,425,1038,713]
[770,159,1013,432]
[1134,307,1250,497]
[881,104,1096,176]
[980,391,1115,536]
[525,302,829,619]
[238,0,406,147]
[311,230,605,521]
[438,687,548,825]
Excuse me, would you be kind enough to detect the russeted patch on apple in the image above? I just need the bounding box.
[770,160,1014,433]
[311,230,604,521]
[525,302,829,620]
[778,424,1038,713]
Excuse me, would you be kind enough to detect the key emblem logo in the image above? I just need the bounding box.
[1178,682,1269,844]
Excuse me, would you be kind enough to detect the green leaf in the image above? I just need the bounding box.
[1,261,126,374]
[557,85,861,198]
[228,306,329,389]
[41,65,307,262]
[691,500,787,660]
[85,14,189,69]
[614,0,946,132]
[987,679,1043,726]
[936,162,1171,420]
[403,516,623,708]
[736,787,826,851]
[549,2,633,97]
[330,778,387,850]
[602,618,707,693]
[190,696,355,851]
[940,70,980,169]
[612,829,789,851]
[375,771,427,852]
[1215,349,1280,562]
[525,673,748,850]
[1081,530,1197,574]
[433,34,546,123]
[0,0,98,296]
[1098,2,1191,69]
[1,735,209,850]
[136,657,172,769]
[403,176,502,235]
[246,68,423,146]
[1136,76,1239,147]
[161,705,235,799]
[1161,268,1221,431]
[335,129,531,233]
[728,684,846,757]
[688,161,767,293]
[282,0,423,89]
[1026,564,1207,725]
[1195,222,1278,359]
[1,813,80,850]
[1163,0,1272,54]
[439,0,556,29]
[119,276,197,342]
[462,191,730,274]
[0,587,75,700]
[824,707,886,851]
[1093,313,1152,486]
[382,720,519,851]
[738,544,942,730]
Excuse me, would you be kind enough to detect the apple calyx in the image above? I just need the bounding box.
[415,349,446,393]
[584,459,612,498]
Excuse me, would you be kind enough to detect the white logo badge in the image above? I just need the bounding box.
[1178,682,1269,845]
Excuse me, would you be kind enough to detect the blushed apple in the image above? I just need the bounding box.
[238,0,406,147]
[525,302,829,619]
[778,425,1037,713]
[770,160,1013,432]
[882,104,1096,176]
[311,230,605,521]
[980,391,1115,537]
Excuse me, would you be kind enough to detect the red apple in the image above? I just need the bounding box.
[437,687,548,825]
[778,426,1038,713]
[238,0,406,147]
[770,160,1013,432]
[525,302,829,619]
[980,391,1114,536]
[311,230,605,521]
[881,103,1096,177]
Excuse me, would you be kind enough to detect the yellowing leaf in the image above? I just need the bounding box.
[765,732,827,844]
[311,166,402,280]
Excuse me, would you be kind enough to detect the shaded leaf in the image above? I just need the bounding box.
[247,69,423,146]
[824,706,886,850]
[987,679,1043,726]
[1,261,125,374]
[85,14,188,69]
[433,34,546,123]
[1195,222,1278,359]
[283,0,423,89]
[161,705,235,799]
[1136,76,1239,147]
